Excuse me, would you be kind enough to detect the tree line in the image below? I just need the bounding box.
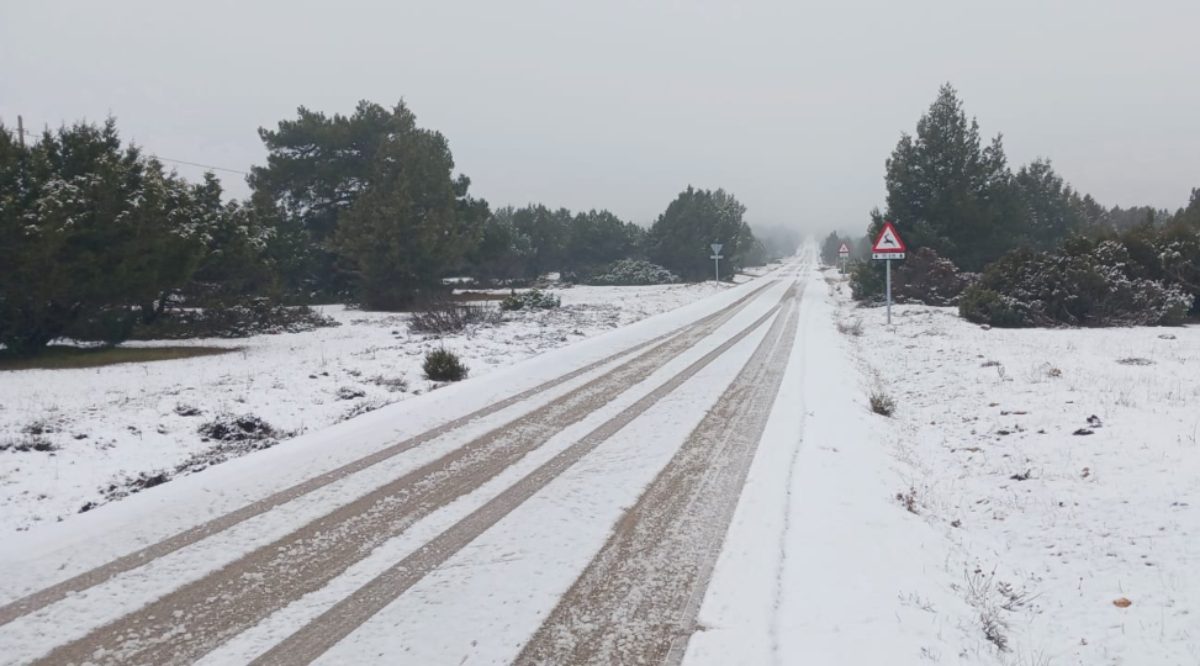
[838,84,1200,327]
[1,101,792,356]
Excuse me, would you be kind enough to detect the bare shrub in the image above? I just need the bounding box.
[409,302,502,334]
[895,486,919,514]
[836,319,863,337]
[0,435,57,453]
[368,375,409,393]
[870,390,896,416]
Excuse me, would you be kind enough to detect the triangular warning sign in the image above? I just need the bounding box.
[872,221,907,254]
[838,243,850,254]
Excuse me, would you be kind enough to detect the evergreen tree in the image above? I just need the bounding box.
[820,231,842,265]
[564,209,641,274]
[332,106,486,309]
[1176,188,1200,228]
[1012,159,1086,250]
[881,84,1017,271]
[510,205,570,278]
[0,120,206,354]
[186,174,277,306]
[647,186,752,281]
[465,207,534,284]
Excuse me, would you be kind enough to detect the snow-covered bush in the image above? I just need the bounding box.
[960,243,1190,327]
[499,289,560,311]
[892,247,975,306]
[850,248,975,305]
[197,413,279,442]
[423,348,469,382]
[586,260,680,286]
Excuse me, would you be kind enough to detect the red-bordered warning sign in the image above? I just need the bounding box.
[838,243,850,255]
[871,221,906,260]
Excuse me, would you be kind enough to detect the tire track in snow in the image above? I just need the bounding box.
[515,281,802,666]
[245,292,790,666]
[0,281,775,630]
[28,282,780,666]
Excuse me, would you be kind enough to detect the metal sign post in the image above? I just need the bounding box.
[870,222,907,325]
[710,243,724,283]
[886,259,892,323]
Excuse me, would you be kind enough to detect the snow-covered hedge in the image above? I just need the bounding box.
[586,260,680,286]
[500,289,561,311]
[959,241,1191,327]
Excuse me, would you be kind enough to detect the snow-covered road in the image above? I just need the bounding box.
[0,256,841,665]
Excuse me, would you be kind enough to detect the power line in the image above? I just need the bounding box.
[8,124,249,176]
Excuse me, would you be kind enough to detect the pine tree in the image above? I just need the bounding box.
[564,209,640,274]
[882,84,1017,271]
[332,106,485,309]
[0,119,207,353]
[647,186,751,281]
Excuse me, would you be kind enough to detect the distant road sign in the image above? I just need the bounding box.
[838,243,850,256]
[711,243,724,254]
[871,222,906,260]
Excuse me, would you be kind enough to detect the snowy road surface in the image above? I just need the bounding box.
[1,256,830,665]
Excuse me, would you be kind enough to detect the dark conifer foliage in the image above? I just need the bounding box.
[0,120,253,354]
[647,186,755,281]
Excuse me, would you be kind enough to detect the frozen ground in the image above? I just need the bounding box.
[0,281,732,533]
[818,268,1200,665]
[6,260,1192,664]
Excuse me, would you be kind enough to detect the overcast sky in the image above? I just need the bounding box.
[3,0,1198,233]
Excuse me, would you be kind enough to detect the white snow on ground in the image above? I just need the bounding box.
[687,261,986,666]
[812,268,1199,665]
[0,271,781,664]
[691,264,1200,666]
[202,279,793,666]
[10,258,1190,665]
[0,281,727,533]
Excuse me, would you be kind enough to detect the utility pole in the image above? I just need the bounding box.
[17,115,25,149]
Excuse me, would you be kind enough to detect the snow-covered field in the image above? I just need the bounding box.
[5,260,1195,665]
[0,281,732,533]
[816,268,1200,665]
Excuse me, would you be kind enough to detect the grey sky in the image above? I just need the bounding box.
[3,0,1198,234]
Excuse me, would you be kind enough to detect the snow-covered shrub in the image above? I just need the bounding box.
[368,375,409,392]
[586,260,680,286]
[0,435,57,453]
[336,386,366,400]
[499,289,560,311]
[174,403,203,417]
[850,248,975,305]
[960,243,1190,327]
[870,390,896,416]
[197,413,278,442]
[849,260,884,302]
[423,348,469,382]
[892,247,975,306]
[958,287,1030,328]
